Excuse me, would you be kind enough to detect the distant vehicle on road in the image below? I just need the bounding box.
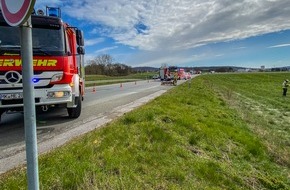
[177,68,186,80]
[185,72,192,79]
[152,75,159,79]
[159,66,177,86]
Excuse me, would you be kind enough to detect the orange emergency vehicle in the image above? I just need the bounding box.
[0,7,85,122]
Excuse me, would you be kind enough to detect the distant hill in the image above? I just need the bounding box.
[132,66,247,73]
[190,66,246,72]
[270,66,290,71]
[133,65,290,73]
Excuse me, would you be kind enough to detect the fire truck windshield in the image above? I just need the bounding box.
[0,25,65,56]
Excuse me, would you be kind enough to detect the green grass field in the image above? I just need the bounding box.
[1,72,289,189]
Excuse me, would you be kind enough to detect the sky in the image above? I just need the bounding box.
[33,0,290,68]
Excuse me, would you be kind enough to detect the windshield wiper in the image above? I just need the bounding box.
[0,46,51,55]
[0,45,21,55]
[0,45,21,49]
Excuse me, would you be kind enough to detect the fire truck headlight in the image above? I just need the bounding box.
[47,91,70,98]
[51,73,63,83]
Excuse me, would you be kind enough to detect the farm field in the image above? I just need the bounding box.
[0,72,289,189]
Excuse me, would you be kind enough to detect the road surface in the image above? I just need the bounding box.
[0,79,185,174]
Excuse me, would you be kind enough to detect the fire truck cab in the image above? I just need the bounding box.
[0,7,85,123]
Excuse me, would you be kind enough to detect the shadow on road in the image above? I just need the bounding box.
[0,107,78,146]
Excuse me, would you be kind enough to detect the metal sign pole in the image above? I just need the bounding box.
[20,17,39,190]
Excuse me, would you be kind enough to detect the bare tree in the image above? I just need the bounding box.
[85,54,134,76]
[94,54,113,65]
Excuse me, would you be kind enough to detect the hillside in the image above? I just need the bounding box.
[1,73,289,189]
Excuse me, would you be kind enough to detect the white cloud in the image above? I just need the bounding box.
[95,46,118,54]
[34,0,290,67]
[35,0,63,9]
[85,38,104,46]
[268,44,290,48]
[58,0,290,52]
[35,0,290,51]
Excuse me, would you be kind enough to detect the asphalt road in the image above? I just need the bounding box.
[0,79,183,174]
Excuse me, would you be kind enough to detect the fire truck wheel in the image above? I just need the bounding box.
[67,96,82,118]
[0,110,4,123]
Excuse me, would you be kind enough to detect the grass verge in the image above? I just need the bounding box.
[0,73,289,189]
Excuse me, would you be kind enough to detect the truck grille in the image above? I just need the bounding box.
[0,70,54,90]
[0,78,23,85]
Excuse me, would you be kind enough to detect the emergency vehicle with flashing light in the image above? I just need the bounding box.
[0,7,85,123]
[160,66,177,86]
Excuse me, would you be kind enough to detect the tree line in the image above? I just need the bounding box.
[85,54,135,76]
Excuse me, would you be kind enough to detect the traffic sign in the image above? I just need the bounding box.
[0,0,36,26]
[1,1,39,189]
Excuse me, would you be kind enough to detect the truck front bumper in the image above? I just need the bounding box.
[0,84,73,108]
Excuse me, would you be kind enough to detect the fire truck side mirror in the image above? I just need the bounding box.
[76,30,84,47]
[77,47,85,55]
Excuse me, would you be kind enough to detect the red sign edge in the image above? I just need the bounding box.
[0,0,36,26]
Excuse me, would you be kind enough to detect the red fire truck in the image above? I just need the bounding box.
[0,7,85,123]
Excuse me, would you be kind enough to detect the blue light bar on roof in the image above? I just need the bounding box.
[46,7,61,17]
[48,8,58,17]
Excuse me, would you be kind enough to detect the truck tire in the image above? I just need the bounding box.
[0,110,4,124]
[67,96,82,118]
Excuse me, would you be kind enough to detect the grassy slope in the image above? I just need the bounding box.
[203,72,290,168]
[0,73,289,189]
